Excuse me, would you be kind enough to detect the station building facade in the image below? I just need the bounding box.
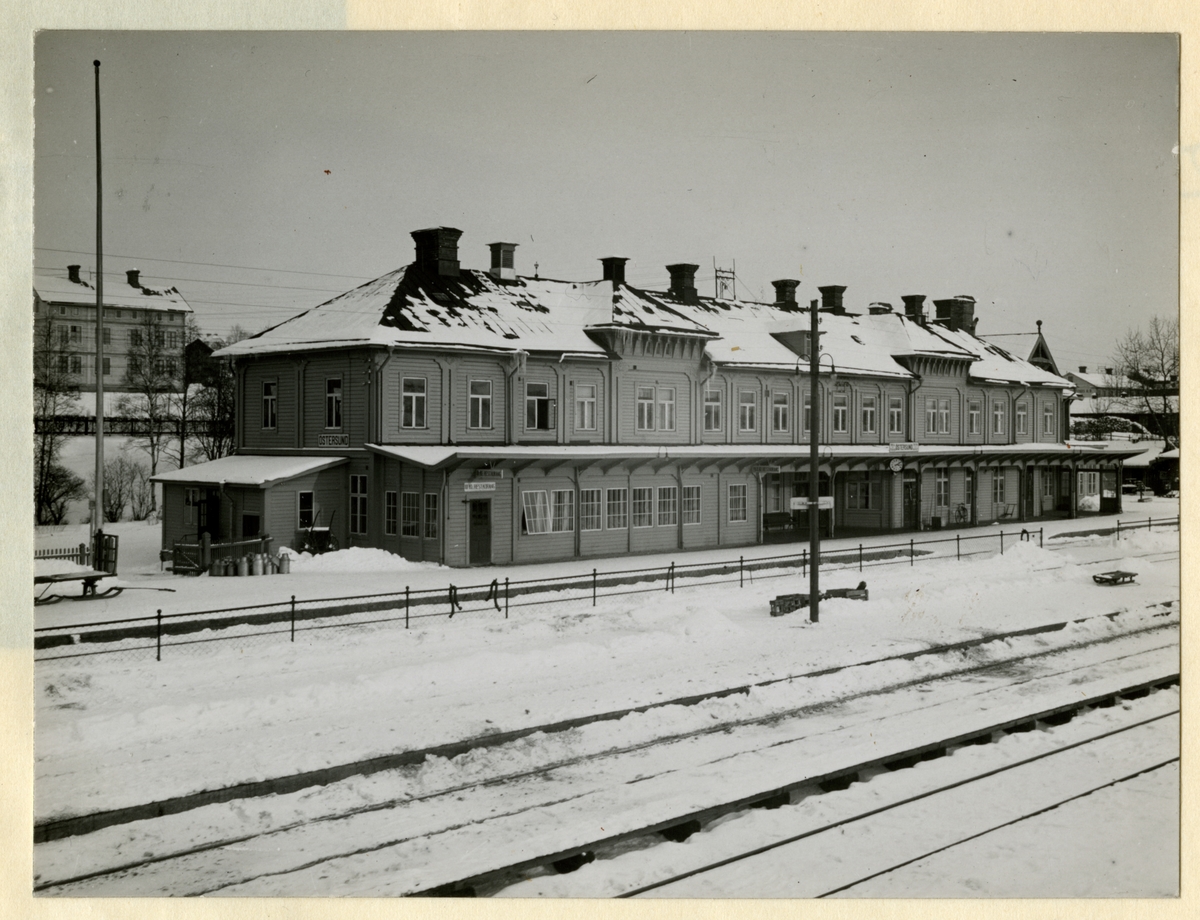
[153,227,1141,567]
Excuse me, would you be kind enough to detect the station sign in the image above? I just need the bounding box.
[472,469,504,479]
[888,442,920,453]
[464,481,497,493]
[750,465,781,475]
[790,496,834,510]
[317,434,350,447]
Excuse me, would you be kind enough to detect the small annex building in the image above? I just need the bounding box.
[153,227,1143,567]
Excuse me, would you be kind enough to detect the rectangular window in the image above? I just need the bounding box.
[803,392,812,434]
[738,390,757,432]
[861,396,877,434]
[350,474,367,535]
[1043,472,1054,498]
[401,492,420,537]
[682,485,701,524]
[848,477,874,510]
[69,325,81,344]
[772,391,789,433]
[938,398,950,434]
[102,327,111,345]
[575,383,597,431]
[298,491,314,529]
[262,381,277,429]
[968,400,981,435]
[402,377,426,429]
[551,490,574,533]
[1016,402,1028,435]
[526,382,552,430]
[326,378,343,429]
[833,394,848,433]
[728,483,748,523]
[657,486,678,526]
[580,489,602,531]
[636,386,655,431]
[889,396,903,434]
[129,328,142,347]
[935,469,949,507]
[606,488,628,530]
[521,490,551,534]
[992,401,1005,436]
[385,491,397,535]
[992,471,1006,505]
[70,355,82,375]
[704,387,722,432]
[469,380,492,429]
[926,397,938,435]
[631,487,654,527]
[102,357,111,376]
[57,354,69,374]
[1043,403,1054,436]
[128,356,141,377]
[167,332,178,349]
[185,488,199,526]
[424,493,439,540]
[656,387,676,431]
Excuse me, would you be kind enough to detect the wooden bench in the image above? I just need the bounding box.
[762,511,795,534]
[997,503,1017,521]
[1092,570,1137,586]
[34,570,123,605]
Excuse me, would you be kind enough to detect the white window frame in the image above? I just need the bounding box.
[1016,402,1028,435]
[888,395,903,435]
[525,382,552,431]
[580,489,603,531]
[656,387,676,432]
[551,490,574,533]
[861,395,876,434]
[738,389,757,432]
[992,401,1006,436]
[772,391,789,433]
[385,491,397,535]
[704,387,722,432]
[938,398,950,434]
[935,469,949,508]
[261,380,277,430]
[728,483,748,523]
[682,485,701,525]
[575,383,597,431]
[401,492,420,537]
[992,471,1006,505]
[606,488,628,530]
[636,387,655,431]
[184,487,199,526]
[631,487,654,527]
[657,486,678,526]
[848,476,874,510]
[803,392,812,434]
[469,379,492,430]
[521,490,551,534]
[350,474,368,535]
[326,377,343,429]
[1043,403,1055,436]
[424,493,439,540]
[968,399,981,435]
[402,377,427,429]
[833,394,849,433]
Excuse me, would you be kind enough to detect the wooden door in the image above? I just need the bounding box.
[469,500,491,565]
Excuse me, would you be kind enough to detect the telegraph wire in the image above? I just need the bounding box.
[34,246,376,281]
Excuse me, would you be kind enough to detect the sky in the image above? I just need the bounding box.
[33,31,1178,372]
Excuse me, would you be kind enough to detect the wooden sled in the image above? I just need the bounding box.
[35,571,124,605]
[1092,570,1137,586]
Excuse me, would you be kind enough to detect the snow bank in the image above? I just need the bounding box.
[281,546,443,574]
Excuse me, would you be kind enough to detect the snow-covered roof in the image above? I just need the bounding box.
[215,262,1070,389]
[1119,440,1172,468]
[35,269,192,314]
[150,454,348,487]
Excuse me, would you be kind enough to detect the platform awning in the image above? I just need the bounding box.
[150,454,348,488]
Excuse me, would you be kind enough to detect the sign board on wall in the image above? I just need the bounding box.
[464,481,497,493]
[889,442,920,453]
[790,496,834,510]
[317,434,349,448]
[750,465,781,475]
[472,469,504,479]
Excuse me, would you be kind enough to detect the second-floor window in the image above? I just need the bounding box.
[1016,402,1028,435]
[575,384,597,431]
[1043,403,1055,436]
[888,395,903,434]
[704,387,722,432]
[636,387,655,431]
[130,328,142,347]
[992,401,1006,436]
[262,381,277,429]
[70,355,82,374]
[469,380,492,429]
[803,392,812,434]
[656,388,676,431]
[772,391,789,433]
[526,382,553,430]
[738,390,757,432]
[968,400,981,435]
[861,396,877,434]
[938,398,950,434]
[402,377,426,429]
[833,394,848,433]
[326,378,343,429]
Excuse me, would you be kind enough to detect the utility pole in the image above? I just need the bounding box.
[92,59,105,540]
[809,298,820,622]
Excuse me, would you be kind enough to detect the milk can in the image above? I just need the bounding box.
[237,555,249,577]
[278,553,291,575]
[251,553,264,576]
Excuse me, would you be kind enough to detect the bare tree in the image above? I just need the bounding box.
[33,309,87,524]
[1111,315,1179,447]
[119,310,182,507]
[175,316,203,469]
[91,454,134,523]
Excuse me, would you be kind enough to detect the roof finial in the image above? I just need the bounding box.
[534,261,539,279]
[1036,319,1043,333]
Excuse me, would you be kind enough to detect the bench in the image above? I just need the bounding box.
[762,511,795,534]
[1092,570,1137,586]
[34,570,124,605]
[997,503,1018,521]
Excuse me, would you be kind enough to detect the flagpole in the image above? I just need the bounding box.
[93,59,104,540]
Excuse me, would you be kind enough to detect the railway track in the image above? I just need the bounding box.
[35,605,1179,897]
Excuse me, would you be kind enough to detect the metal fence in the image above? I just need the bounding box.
[33,515,1180,666]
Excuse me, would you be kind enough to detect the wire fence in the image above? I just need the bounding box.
[33,515,1180,666]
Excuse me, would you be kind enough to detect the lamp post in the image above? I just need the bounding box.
[807,303,836,622]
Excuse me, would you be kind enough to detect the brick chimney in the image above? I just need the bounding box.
[818,285,847,314]
[666,263,700,304]
[488,242,517,281]
[933,295,976,333]
[868,302,893,315]
[771,279,801,312]
[67,264,82,283]
[411,227,463,277]
[600,257,628,286]
[126,269,141,288]
[901,294,926,324]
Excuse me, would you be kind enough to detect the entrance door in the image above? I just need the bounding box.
[203,489,221,539]
[902,472,919,529]
[469,500,491,565]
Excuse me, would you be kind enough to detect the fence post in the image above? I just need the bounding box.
[956,534,960,561]
[505,577,509,619]
[1040,527,1044,548]
[1148,516,1152,532]
[1116,520,1120,541]
[156,609,162,662]
[290,595,296,642]
[592,569,597,607]
[405,586,410,629]
[1000,531,1004,555]
[802,548,807,579]
[78,542,88,566]
[910,539,914,566]
[740,556,744,588]
[859,544,863,572]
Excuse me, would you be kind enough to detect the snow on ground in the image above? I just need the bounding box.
[33,520,1179,824]
[280,546,442,574]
